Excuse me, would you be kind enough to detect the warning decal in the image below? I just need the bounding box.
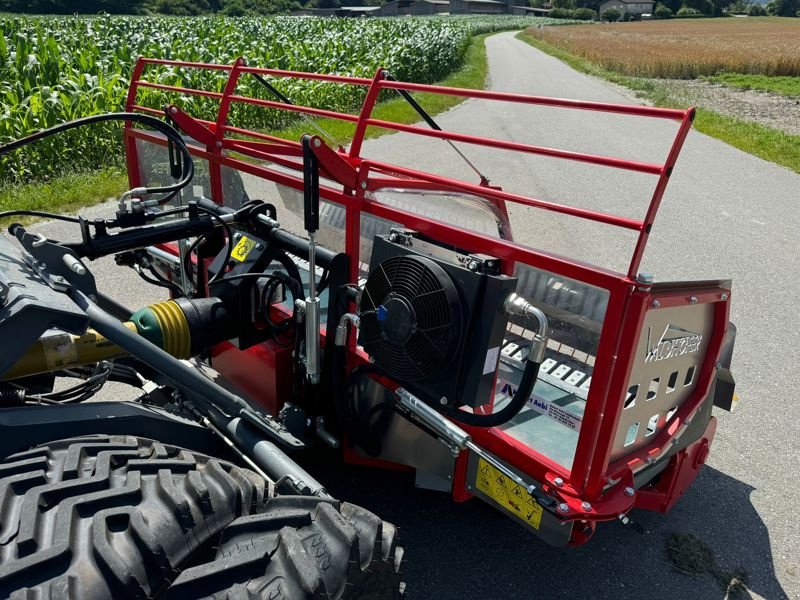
[474,457,542,529]
[231,236,257,262]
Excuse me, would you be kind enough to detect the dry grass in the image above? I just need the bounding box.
[525,18,800,78]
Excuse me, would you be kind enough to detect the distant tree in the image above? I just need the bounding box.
[151,0,211,14]
[681,0,711,12]
[654,2,673,15]
[551,0,576,8]
[747,1,767,11]
[220,0,249,14]
[572,6,596,17]
[725,0,749,12]
[601,6,621,18]
[549,6,575,16]
[0,0,148,12]
[530,0,546,7]
[768,0,797,14]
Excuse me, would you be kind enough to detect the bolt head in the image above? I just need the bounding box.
[624,486,635,497]
[689,296,698,304]
[720,293,728,301]
[581,501,592,511]
[215,140,223,149]
[553,477,564,488]
[652,299,661,308]
[439,397,448,406]
[313,138,321,148]
[557,503,569,514]
[637,272,653,284]
[169,106,178,114]
[360,181,368,190]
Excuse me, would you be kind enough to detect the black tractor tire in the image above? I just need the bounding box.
[168,496,404,599]
[0,435,403,600]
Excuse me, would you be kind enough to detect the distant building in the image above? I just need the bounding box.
[292,0,530,16]
[598,0,655,14]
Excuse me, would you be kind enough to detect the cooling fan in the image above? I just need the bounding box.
[358,255,463,382]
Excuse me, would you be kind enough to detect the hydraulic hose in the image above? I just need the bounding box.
[447,359,541,428]
[447,293,548,428]
[0,112,194,204]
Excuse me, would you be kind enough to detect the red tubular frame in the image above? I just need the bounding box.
[124,58,726,533]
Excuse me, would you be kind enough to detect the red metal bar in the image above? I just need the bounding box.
[134,80,225,100]
[627,109,695,279]
[136,58,233,70]
[239,65,372,87]
[228,94,361,123]
[124,57,147,189]
[567,282,633,495]
[128,104,167,117]
[379,79,689,120]
[362,117,664,175]
[211,58,246,203]
[349,68,386,159]
[361,160,644,231]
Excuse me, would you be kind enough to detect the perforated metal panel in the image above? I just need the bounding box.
[611,303,715,462]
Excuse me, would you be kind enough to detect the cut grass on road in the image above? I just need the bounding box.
[516,32,800,176]
[0,32,493,224]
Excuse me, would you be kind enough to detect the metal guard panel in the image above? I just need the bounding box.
[611,296,718,462]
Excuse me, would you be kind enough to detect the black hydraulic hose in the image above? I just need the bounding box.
[0,112,194,204]
[447,359,542,428]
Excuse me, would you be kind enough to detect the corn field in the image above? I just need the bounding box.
[0,15,572,185]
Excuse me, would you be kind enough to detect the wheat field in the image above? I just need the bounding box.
[525,18,800,78]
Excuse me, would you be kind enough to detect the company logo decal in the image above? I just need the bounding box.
[645,324,702,363]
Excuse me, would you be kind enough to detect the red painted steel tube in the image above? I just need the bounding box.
[136,58,233,70]
[134,80,225,100]
[228,94,360,123]
[567,283,633,495]
[211,58,246,203]
[238,66,372,86]
[627,109,695,279]
[220,124,304,147]
[363,118,664,175]
[350,68,386,159]
[361,160,644,230]
[379,80,690,120]
[124,58,147,189]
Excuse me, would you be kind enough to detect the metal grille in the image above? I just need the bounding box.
[611,303,715,462]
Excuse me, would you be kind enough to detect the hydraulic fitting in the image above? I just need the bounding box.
[503,293,549,363]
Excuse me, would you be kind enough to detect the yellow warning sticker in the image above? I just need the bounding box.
[475,457,542,529]
[231,236,257,262]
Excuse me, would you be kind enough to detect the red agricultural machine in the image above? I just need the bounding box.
[0,59,736,598]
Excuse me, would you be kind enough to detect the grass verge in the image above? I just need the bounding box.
[704,73,800,98]
[0,32,493,222]
[516,31,800,175]
[0,169,128,226]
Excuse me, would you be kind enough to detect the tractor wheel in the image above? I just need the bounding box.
[0,435,403,599]
[168,496,404,599]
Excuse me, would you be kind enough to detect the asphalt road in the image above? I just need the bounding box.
[30,31,799,599]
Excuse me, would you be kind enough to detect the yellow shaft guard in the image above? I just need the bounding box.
[1,323,138,381]
[1,300,192,381]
